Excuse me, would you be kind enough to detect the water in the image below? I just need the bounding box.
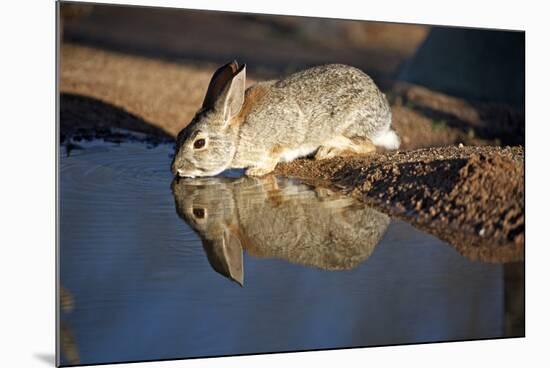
[58,141,523,366]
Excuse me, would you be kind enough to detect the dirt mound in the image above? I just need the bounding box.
[275,146,524,263]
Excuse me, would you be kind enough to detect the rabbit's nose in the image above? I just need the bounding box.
[177,169,185,177]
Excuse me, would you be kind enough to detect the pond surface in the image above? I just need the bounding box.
[58,141,523,366]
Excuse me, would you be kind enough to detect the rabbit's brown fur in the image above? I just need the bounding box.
[230,83,271,128]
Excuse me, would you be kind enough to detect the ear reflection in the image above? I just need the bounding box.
[171,176,390,286]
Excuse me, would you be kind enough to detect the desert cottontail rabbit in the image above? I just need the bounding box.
[171,61,399,177]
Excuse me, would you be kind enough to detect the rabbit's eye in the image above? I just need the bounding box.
[193,208,205,219]
[193,139,206,149]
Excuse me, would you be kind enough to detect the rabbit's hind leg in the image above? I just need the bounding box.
[315,136,375,160]
[347,137,376,155]
[315,136,351,160]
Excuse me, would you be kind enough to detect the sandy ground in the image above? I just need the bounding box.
[59,43,525,261]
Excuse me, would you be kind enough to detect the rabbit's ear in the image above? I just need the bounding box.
[202,227,244,286]
[202,60,239,109]
[215,64,246,125]
[222,228,244,286]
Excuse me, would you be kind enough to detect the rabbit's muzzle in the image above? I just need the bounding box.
[171,156,193,177]
[172,159,211,178]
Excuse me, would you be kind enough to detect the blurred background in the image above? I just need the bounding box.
[59,2,525,148]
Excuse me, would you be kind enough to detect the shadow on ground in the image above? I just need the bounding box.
[392,83,524,146]
[60,93,174,142]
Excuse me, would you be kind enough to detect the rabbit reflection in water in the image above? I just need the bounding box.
[171,61,400,178]
[171,176,390,285]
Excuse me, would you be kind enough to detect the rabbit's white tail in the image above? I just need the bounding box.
[372,128,400,150]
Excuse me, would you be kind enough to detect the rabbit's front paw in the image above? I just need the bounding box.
[246,166,276,177]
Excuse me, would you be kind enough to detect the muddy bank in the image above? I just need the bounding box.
[274,145,524,263]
